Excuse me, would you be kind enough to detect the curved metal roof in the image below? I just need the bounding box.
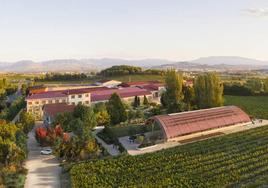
[151,106,251,140]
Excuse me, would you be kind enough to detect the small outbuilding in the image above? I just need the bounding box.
[149,106,251,141]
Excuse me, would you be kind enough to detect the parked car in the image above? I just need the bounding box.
[40,148,52,155]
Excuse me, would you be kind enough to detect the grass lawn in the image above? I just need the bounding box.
[224,95,268,119]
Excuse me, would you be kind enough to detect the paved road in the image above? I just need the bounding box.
[24,125,61,188]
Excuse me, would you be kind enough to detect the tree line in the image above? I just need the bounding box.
[99,65,165,77]
[161,69,223,113]
[224,77,268,96]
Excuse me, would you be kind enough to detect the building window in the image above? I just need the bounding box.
[78,101,82,105]
[85,94,89,97]
[35,101,39,105]
[48,100,52,104]
[28,102,32,105]
[71,95,75,99]
[62,99,66,103]
[78,94,82,98]
[55,100,60,103]
[42,101,46,104]
[85,101,89,104]
[72,102,75,105]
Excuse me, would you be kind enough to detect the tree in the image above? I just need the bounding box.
[264,77,268,93]
[143,95,149,106]
[19,111,35,134]
[83,108,97,130]
[133,96,141,108]
[69,118,84,136]
[73,104,97,130]
[182,86,195,111]
[94,103,110,126]
[245,79,262,93]
[95,110,110,126]
[107,93,127,125]
[194,72,223,109]
[162,69,184,113]
[73,104,88,120]
[137,96,140,107]
[54,112,73,132]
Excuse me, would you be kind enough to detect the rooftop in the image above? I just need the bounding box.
[91,87,151,102]
[43,103,75,118]
[151,106,251,140]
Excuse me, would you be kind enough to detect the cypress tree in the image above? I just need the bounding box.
[107,93,127,125]
[143,95,149,106]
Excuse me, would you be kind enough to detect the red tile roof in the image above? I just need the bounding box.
[151,106,251,140]
[26,90,67,100]
[63,87,113,95]
[43,103,75,118]
[26,87,112,100]
[91,87,151,102]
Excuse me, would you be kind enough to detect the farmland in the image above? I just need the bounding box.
[35,74,164,85]
[224,95,268,119]
[70,125,268,187]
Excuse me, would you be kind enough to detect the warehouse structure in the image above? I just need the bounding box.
[149,106,251,141]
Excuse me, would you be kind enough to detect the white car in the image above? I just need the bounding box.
[40,148,52,155]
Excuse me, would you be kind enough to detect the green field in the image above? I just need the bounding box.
[104,74,164,82]
[224,95,268,119]
[71,125,268,187]
[35,74,164,85]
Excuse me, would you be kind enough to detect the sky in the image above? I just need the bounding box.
[0,0,268,62]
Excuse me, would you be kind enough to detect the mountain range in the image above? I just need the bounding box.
[0,56,267,73]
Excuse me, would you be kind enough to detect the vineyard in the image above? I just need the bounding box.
[224,95,268,119]
[71,125,268,187]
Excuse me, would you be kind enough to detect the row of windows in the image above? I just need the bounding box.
[70,93,90,99]
[70,101,90,105]
[28,99,67,105]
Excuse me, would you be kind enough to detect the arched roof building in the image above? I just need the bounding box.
[150,106,251,141]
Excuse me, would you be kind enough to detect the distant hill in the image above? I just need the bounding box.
[154,56,268,71]
[0,56,268,73]
[0,58,173,73]
[191,56,268,66]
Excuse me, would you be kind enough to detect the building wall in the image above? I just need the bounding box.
[26,97,67,120]
[67,93,91,106]
[91,94,154,105]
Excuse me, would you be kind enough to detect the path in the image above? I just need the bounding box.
[24,123,61,188]
[93,126,120,156]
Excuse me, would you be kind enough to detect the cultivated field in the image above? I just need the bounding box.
[70,125,268,187]
[34,74,164,85]
[225,95,268,119]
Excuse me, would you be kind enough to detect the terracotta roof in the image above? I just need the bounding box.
[91,87,151,102]
[43,103,75,118]
[151,106,251,140]
[63,87,113,95]
[26,87,112,100]
[26,90,67,100]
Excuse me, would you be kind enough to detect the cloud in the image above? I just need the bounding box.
[244,8,268,17]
